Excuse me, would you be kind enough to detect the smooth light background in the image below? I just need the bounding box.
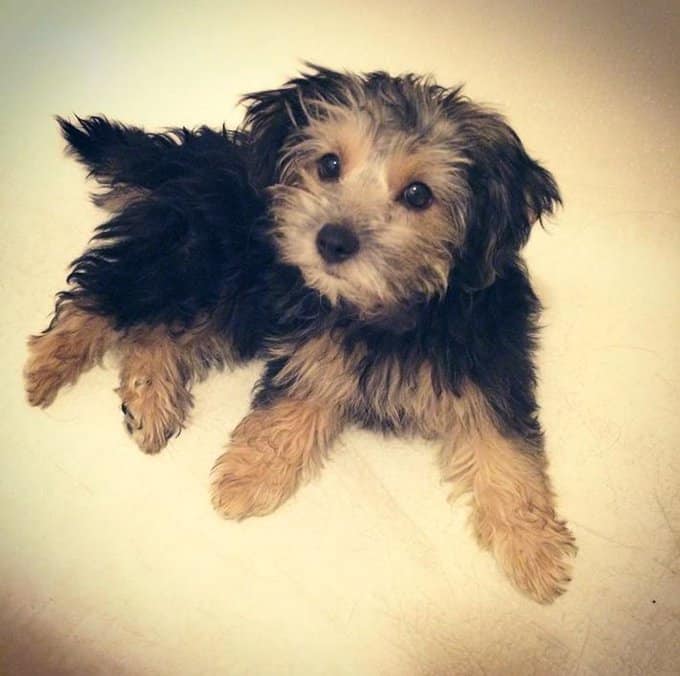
[1,1,679,674]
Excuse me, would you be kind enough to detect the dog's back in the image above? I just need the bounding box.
[56,118,275,355]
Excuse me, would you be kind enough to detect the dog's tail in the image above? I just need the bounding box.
[57,116,190,190]
[57,116,256,205]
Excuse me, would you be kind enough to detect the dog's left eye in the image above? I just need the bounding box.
[401,182,433,210]
[317,153,341,181]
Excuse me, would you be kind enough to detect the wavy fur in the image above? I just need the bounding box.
[25,66,573,603]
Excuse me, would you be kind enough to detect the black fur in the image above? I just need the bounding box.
[56,66,560,445]
[58,120,275,357]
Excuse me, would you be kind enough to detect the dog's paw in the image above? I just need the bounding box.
[24,337,82,408]
[25,359,67,408]
[489,516,577,604]
[117,376,189,454]
[210,447,299,520]
[25,310,115,409]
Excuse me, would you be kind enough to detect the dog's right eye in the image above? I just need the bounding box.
[317,153,341,181]
[401,182,433,210]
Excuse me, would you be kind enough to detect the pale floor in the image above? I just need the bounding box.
[1,1,679,674]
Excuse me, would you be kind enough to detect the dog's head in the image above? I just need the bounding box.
[243,65,560,318]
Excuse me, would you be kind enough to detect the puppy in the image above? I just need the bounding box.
[25,65,575,603]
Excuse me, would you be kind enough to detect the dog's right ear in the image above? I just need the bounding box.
[241,65,354,190]
[241,86,305,190]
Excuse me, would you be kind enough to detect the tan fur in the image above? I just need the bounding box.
[270,333,484,439]
[212,343,573,602]
[210,397,343,519]
[386,144,469,220]
[279,108,375,184]
[117,320,234,454]
[440,404,576,603]
[27,303,573,600]
[356,357,477,438]
[26,306,233,454]
[270,101,469,317]
[24,303,119,407]
[117,329,193,454]
[268,333,363,410]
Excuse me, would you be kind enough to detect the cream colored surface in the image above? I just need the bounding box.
[1,1,679,674]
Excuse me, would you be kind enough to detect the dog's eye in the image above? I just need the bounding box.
[402,182,433,210]
[317,153,341,181]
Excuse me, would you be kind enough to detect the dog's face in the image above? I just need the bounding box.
[269,95,468,316]
[244,67,560,318]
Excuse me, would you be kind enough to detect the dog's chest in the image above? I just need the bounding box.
[270,333,469,438]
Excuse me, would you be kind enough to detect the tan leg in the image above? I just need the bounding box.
[117,322,232,454]
[117,328,191,454]
[211,398,342,519]
[25,304,118,407]
[441,419,576,604]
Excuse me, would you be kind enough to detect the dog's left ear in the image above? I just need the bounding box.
[457,112,561,290]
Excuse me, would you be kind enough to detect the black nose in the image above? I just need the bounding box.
[316,223,360,263]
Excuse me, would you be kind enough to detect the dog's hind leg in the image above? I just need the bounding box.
[25,302,119,408]
[116,321,232,454]
[25,298,231,454]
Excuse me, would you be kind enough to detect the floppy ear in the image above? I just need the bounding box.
[241,65,355,190]
[240,86,304,190]
[456,114,561,290]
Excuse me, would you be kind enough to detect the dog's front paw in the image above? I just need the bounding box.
[117,376,189,454]
[210,446,300,520]
[480,513,576,604]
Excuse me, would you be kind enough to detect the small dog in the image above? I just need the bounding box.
[25,65,575,602]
